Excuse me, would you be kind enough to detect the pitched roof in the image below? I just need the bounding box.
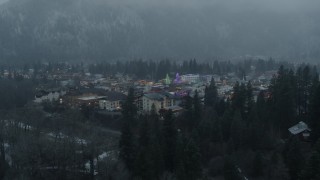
[288,121,311,135]
[78,96,106,101]
[103,91,127,101]
[79,88,108,96]
[144,93,165,101]
[160,91,179,99]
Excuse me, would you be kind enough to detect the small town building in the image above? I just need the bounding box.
[181,74,200,84]
[288,121,311,141]
[34,88,67,103]
[142,92,180,114]
[77,96,106,106]
[98,92,127,111]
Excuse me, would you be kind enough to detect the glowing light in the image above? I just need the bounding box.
[164,74,171,85]
[174,73,182,84]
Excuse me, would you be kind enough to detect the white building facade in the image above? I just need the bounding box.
[142,93,177,113]
[99,99,121,111]
[34,89,67,103]
[181,74,200,84]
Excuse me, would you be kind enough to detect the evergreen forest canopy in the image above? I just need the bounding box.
[117,63,320,179]
[86,58,285,80]
[0,0,320,62]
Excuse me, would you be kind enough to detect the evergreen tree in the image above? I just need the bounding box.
[302,66,312,114]
[247,116,266,150]
[162,110,177,172]
[193,90,202,126]
[231,82,246,116]
[223,158,242,180]
[216,99,226,117]
[149,104,165,179]
[119,120,136,172]
[221,107,233,141]
[283,137,305,180]
[309,84,320,142]
[197,108,221,162]
[245,81,255,119]
[252,152,264,177]
[134,117,153,179]
[230,110,245,150]
[183,95,194,132]
[0,158,8,179]
[119,88,138,171]
[300,151,320,180]
[150,103,160,135]
[309,68,319,109]
[176,137,202,180]
[269,66,296,137]
[256,91,266,123]
[204,77,218,107]
[231,82,240,110]
[122,88,138,126]
[268,153,289,180]
[0,133,8,180]
[138,117,150,148]
[296,66,304,116]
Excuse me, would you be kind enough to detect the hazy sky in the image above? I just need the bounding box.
[0,0,9,5]
[103,0,320,11]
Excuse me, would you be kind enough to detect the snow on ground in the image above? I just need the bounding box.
[3,120,87,146]
[3,143,12,166]
[3,120,33,131]
[47,132,88,145]
[85,150,117,175]
[1,119,117,175]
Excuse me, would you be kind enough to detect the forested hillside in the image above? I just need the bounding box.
[0,0,320,62]
[118,65,320,179]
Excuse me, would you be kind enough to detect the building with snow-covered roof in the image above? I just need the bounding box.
[98,92,127,111]
[142,92,180,114]
[288,121,311,141]
[181,74,200,84]
[34,88,67,103]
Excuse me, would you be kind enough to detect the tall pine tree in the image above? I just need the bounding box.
[309,84,320,142]
[204,77,218,107]
[176,136,202,180]
[119,88,137,171]
[162,110,177,173]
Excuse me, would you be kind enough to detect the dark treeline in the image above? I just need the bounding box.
[119,64,320,180]
[0,79,35,110]
[0,58,299,80]
[0,107,121,180]
[6,58,287,79]
[0,67,55,110]
[0,69,120,180]
[87,58,286,80]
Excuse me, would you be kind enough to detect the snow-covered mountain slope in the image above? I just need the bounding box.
[0,0,320,62]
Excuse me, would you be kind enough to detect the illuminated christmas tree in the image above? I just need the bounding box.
[174,73,182,84]
[165,73,171,85]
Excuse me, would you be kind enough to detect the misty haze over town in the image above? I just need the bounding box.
[0,0,320,180]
